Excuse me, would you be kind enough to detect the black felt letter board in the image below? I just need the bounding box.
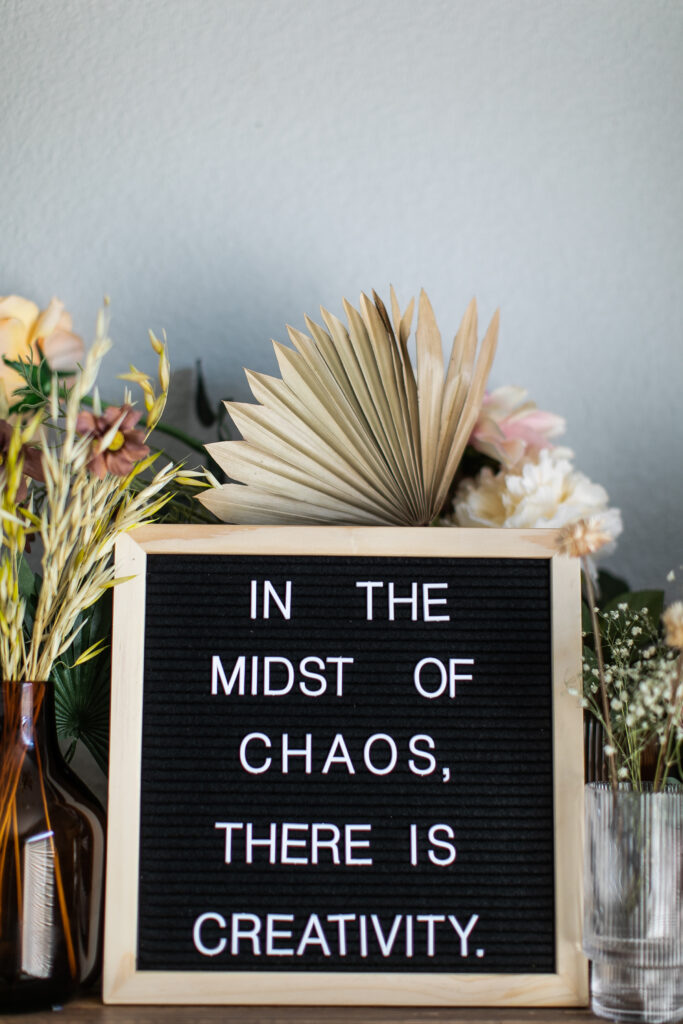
[137,553,554,973]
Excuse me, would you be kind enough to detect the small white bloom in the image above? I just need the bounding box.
[453,448,621,543]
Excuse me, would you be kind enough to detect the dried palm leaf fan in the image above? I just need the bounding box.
[199,288,499,525]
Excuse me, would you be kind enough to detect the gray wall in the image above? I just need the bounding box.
[4,0,682,591]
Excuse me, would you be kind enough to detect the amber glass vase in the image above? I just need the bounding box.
[0,680,105,1010]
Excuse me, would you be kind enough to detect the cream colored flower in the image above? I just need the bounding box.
[0,295,84,395]
[453,447,621,538]
[662,602,683,649]
[555,511,624,558]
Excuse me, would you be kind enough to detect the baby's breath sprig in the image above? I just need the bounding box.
[559,514,683,792]
[580,603,680,789]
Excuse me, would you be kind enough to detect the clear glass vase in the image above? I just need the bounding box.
[0,680,106,1010]
[584,782,683,1023]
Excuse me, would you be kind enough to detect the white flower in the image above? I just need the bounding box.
[453,447,622,541]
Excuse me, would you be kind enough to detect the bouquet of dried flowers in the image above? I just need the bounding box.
[0,300,214,770]
[557,519,682,792]
[194,285,623,548]
[0,298,220,999]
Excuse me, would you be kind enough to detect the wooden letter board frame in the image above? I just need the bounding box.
[104,525,586,1006]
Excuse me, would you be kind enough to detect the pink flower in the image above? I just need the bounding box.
[76,404,150,479]
[470,385,565,468]
[0,295,84,395]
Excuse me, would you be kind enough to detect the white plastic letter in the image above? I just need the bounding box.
[282,733,312,773]
[449,658,474,697]
[413,657,448,698]
[212,655,245,696]
[264,656,294,696]
[230,913,262,955]
[363,733,398,775]
[214,821,243,863]
[448,914,479,957]
[239,732,272,774]
[408,734,437,775]
[322,734,355,775]
[193,912,226,956]
[263,580,292,619]
[422,583,450,621]
[428,824,457,866]
[355,581,384,620]
[388,581,418,621]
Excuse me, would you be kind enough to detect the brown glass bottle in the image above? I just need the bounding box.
[0,680,105,1010]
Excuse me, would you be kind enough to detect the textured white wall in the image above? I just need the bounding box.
[3,0,682,591]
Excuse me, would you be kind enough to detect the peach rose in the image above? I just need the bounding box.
[0,295,84,396]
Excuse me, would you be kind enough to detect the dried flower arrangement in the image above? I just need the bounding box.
[557,520,682,791]
[194,284,681,790]
[197,286,622,547]
[199,289,499,525]
[0,296,225,1002]
[3,285,669,797]
[0,298,214,769]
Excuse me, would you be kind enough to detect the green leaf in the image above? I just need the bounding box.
[9,392,46,413]
[71,637,109,666]
[195,359,216,427]
[596,569,631,606]
[18,556,41,630]
[51,592,112,774]
[581,600,593,637]
[602,589,665,629]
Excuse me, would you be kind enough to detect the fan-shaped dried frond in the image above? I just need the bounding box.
[200,289,499,526]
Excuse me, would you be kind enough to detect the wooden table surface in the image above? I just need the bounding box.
[10,998,601,1023]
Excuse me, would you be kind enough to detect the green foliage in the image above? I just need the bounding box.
[50,593,112,774]
[603,589,664,625]
[194,359,216,427]
[595,568,630,604]
[582,569,665,652]
[3,349,72,415]
[581,600,681,787]
[17,555,40,630]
